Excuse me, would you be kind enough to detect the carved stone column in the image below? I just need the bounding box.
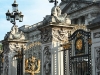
[38,5,74,75]
[38,23,73,75]
[38,26,52,75]
[2,25,27,75]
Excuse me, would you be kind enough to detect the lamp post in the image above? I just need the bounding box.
[5,0,24,25]
[5,0,24,75]
[48,0,58,6]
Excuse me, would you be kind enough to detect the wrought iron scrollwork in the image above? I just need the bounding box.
[69,29,92,75]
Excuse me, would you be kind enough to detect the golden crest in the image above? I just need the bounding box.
[25,56,41,75]
[76,39,83,50]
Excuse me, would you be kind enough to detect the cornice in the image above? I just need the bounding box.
[37,23,74,30]
[19,21,43,33]
[87,22,100,30]
[61,1,97,14]
[2,40,28,44]
[68,3,99,15]
[87,15,100,30]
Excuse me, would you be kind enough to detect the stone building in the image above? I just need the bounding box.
[60,0,100,75]
[1,0,100,75]
[87,16,100,75]
[60,0,100,25]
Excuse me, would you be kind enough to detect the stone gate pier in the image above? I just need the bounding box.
[2,25,27,75]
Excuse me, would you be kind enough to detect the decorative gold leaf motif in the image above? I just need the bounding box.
[25,56,40,75]
[61,42,71,50]
[88,39,92,45]
[14,50,23,58]
[73,25,87,32]
[1,57,4,63]
[76,39,82,50]
[26,42,41,50]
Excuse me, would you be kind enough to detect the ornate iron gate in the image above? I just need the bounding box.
[69,29,92,75]
[15,47,24,75]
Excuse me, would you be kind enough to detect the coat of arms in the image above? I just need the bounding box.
[25,56,40,75]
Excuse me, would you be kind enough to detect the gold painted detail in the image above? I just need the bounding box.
[0,57,4,63]
[14,50,23,58]
[73,25,87,32]
[25,56,40,75]
[26,42,41,50]
[76,53,84,55]
[77,32,82,38]
[76,39,83,50]
[2,58,4,63]
[88,39,92,45]
[61,42,71,50]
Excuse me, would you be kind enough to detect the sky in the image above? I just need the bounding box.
[0,0,61,41]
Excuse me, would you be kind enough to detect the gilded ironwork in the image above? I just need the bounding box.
[73,25,87,32]
[76,39,83,50]
[1,58,4,63]
[69,29,92,75]
[61,42,71,50]
[77,32,82,38]
[25,56,40,75]
[14,50,23,58]
[26,42,41,50]
[88,39,92,45]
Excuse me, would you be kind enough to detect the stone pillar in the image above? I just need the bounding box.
[38,5,73,75]
[2,25,27,75]
[39,26,52,75]
[38,23,73,75]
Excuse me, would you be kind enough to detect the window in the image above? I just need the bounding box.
[81,16,85,24]
[71,18,78,24]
